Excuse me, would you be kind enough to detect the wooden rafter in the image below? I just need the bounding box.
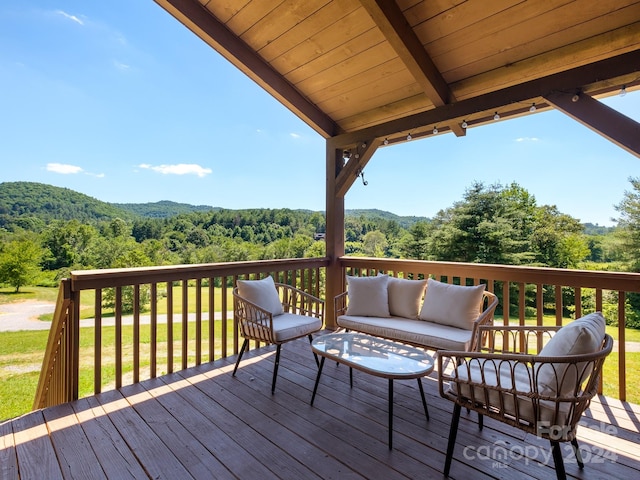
[544,91,640,159]
[155,0,339,138]
[359,0,452,107]
[328,49,640,149]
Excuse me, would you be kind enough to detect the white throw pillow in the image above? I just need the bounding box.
[236,276,284,316]
[388,277,427,319]
[537,312,606,397]
[418,278,485,330]
[345,275,390,317]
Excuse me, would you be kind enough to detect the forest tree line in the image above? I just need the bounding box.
[2,179,640,327]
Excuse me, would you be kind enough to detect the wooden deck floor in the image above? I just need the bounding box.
[2,334,640,480]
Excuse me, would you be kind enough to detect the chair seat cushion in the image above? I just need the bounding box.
[337,315,473,351]
[273,313,322,343]
[448,360,570,426]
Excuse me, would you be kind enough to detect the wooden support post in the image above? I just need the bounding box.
[325,144,345,329]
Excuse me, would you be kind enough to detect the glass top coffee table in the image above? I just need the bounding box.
[310,332,434,449]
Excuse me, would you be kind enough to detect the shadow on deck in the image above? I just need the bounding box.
[2,333,640,479]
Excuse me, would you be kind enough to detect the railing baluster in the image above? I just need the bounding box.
[115,286,122,389]
[94,289,102,394]
[133,284,140,384]
[222,275,228,358]
[208,277,215,362]
[150,283,157,379]
[167,282,173,374]
[196,278,202,366]
[182,279,188,370]
[555,285,563,326]
[619,291,626,401]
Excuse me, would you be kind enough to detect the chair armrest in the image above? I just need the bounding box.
[468,290,499,351]
[276,283,324,319]
[437,334,613,434]
[477,324,563,355]
[334,291,348,317]
[232,288,275,343]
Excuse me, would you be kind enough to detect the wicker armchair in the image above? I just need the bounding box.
[232,276,324,393]
[438,314,613,480]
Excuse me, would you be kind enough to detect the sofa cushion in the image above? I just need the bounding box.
[536,312,606,397]
[387,277,427,319]
[236,275,284,316]
[419,279,485,330]
[345,275,390,317]
[337,315,474,351]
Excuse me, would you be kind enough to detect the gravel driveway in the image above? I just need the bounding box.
[0,300,56,331]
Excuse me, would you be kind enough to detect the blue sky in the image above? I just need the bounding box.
[1,1,638,227]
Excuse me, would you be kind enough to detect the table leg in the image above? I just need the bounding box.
[310,356,325,405]
[417,377,429,421]
[388,378,393,449]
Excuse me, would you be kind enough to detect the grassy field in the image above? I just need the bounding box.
[0,319,236,421]
[1,288,639,421]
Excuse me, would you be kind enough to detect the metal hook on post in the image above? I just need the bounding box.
[356,166,368,186]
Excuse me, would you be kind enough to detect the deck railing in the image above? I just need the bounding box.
[34,256,640,410]
[339,256,640,402]
[33,258,327,410]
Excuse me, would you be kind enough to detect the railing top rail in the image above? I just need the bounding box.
[70,257,329,290]
[339,256,640,291]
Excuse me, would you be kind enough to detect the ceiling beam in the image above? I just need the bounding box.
[544,91,640,159]
[328,49,640,149]
[154,0,339,138]
[359,0,452,107]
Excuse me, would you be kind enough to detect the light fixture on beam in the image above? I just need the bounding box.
[529,103,536,112]
[407,132,412,141]
[493,112,500,121]
[432,126,438,134]
[620,85,627,97]
[383,138,389,145]
[461,120,468,129]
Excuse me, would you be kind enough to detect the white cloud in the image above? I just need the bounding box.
[515,137,540,142]
[138,163,212,178]
[113,61,130,71]
[290,133,302,139]
[55,10,84,26]
[47,163,83,174]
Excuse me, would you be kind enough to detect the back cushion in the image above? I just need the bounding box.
[236,275,284,316]
[418,279,485,330]
[345,275,390,317]
[387,277,427,319]
[537,312,606,397]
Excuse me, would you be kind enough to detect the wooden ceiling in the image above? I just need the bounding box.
[154,0,640,152]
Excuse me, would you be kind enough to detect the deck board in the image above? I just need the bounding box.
[2,335,640,479]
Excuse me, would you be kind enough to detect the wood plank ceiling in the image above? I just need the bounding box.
[154,0,640,153]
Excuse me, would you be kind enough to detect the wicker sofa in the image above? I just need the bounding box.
[335,276,498,353]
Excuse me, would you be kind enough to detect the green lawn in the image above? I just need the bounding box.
[0,320,236,421]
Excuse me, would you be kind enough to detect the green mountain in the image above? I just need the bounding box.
[115,200,217,218]
[0,181,135,230]
[345,208,428,228]
[0,181,427,229]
